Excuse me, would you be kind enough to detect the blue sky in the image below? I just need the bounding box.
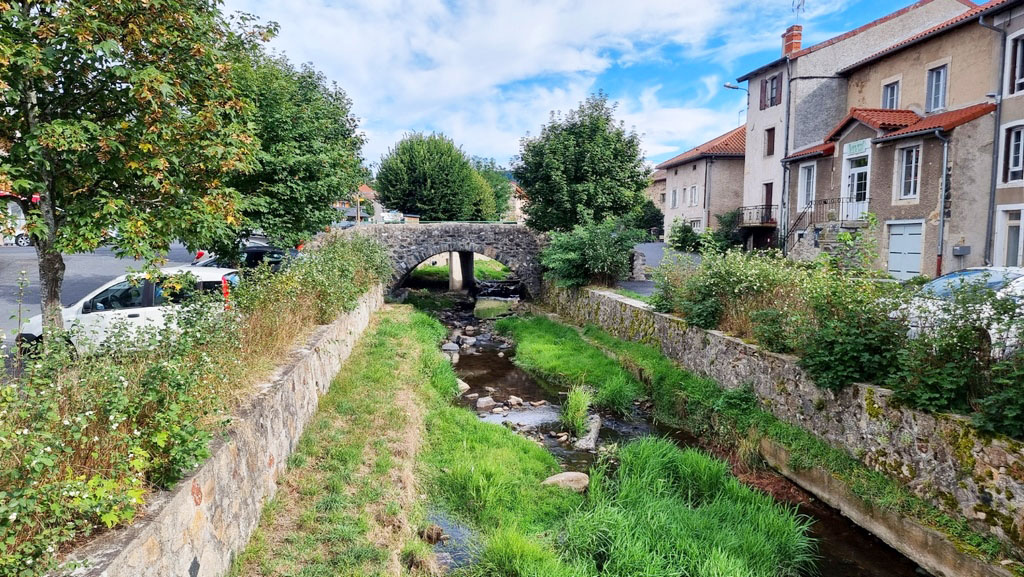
[221,0,974,169]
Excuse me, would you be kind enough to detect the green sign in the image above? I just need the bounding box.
[844,139,870,156]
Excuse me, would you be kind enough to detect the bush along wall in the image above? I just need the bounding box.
[0,236,391,576]
[546,284,1024,567]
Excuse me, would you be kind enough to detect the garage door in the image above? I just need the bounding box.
[888,223,923,280]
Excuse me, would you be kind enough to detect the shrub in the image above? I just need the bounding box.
[750,309,796,354]
[540,218,645,288]
[0,235,390,575]
[561,387,594,438]
[667,219,700,253]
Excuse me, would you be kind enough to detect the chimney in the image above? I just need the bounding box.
[783,25,803,56]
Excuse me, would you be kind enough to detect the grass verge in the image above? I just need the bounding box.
[229,306,446,577]
[411,259,511,283]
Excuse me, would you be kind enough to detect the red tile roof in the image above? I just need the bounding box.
[875,102,996,140]
[825,108,922,141]
[737,0,976,81]
[655,125,746,169]
[840,0,1014,75]
[651,169,667,181]
[783,142,836,162]
[357,183,377,200]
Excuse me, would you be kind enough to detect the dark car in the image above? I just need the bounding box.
[192,244,299,272]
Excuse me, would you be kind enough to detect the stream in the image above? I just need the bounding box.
[428,286,926,577]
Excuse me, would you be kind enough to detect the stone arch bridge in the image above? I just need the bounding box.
[332,223,545,298]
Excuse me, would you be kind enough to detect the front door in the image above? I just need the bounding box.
[1003,210,1022,267]
[844,156,869,221]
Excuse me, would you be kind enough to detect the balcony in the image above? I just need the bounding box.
[792,197,869,228]
[738,204,779,227]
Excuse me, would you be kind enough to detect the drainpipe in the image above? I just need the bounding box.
[978,13,1006,266]
[781,59,794,254]
[935,129,950,277]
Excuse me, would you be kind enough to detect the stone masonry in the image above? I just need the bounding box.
[58,288,384,577]
[327,223,545,298]
[547,285,1024,557]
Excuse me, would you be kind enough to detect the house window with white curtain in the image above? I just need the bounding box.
[899,145,921,199]
[688,186,698,207]
[926,65,947,112]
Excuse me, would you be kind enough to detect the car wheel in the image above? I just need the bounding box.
[14,233,31,247]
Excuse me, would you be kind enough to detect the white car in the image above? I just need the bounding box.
[16,266,239,352]
[901,267,1024,358]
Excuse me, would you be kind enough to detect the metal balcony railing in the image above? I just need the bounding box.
[737,204,779,227]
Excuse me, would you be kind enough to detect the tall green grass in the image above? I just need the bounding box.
[561,386,593,437]
[494,315,640,414]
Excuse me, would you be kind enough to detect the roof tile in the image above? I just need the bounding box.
[655,125,746,169]
[876,102,996,140]
[826,108,922,141]
[783,142,836,162]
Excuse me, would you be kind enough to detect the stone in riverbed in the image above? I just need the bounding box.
[541,472,589,493]
[465,393,479,400]
[491,407,505,414]
[508,395,523,406]
[476,396,496,411]
[441,342,459,352]
[457,379,471,394]
[459,336,477,347]
[484,386,496,393]
[530,400,546,407]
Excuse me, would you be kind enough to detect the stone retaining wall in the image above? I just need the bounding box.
[59,287,385,577]
[546,286,1024,555]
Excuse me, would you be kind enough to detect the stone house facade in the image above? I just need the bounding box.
[785,3,1004,279]
[645,169,667,212]
[736,0,975,250]
[656,125,745,235]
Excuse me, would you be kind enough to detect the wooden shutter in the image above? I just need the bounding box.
[759,79,767,110]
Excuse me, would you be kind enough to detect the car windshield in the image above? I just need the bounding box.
[920,270,1024,299]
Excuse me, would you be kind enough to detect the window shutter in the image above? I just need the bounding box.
[760,79,767,110]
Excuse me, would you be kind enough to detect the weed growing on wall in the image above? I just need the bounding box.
[0,236,390,576]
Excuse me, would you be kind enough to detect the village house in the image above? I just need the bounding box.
[645,169,667,213]
[735,0,975,250]
[656,125,745,235]
[785,0,1010,279]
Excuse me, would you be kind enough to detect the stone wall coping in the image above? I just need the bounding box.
[54,286,385,577]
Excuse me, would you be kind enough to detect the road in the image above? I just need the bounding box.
[0,244,194,343]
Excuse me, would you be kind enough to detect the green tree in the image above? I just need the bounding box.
[514,93,649,232]
[376,133,483,221]
[667,219,701,253]
[541,218,645,287]
[468,170,497,221]
[0,0,257,327]
[472,157,511,219]
[225,47,365,252]
[628,198,664,237]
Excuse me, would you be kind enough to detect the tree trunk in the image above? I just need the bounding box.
[36,237,66,329]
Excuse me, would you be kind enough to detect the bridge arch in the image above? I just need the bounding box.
[331,223,545,298]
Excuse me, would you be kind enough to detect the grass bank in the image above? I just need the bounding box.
[410,258,511,283]
[576,323,1018,568]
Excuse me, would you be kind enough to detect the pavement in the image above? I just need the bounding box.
[617,242,699,297]
[0,244,194,343]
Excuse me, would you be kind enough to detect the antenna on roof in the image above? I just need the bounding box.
[792,0,805,14]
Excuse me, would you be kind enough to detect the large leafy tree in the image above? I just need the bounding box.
[514,93,649,232]
[0,0,257,327]
[224,45,365,253]
[471,156,511,219]
[376,133,490,221]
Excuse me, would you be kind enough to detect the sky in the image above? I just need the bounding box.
[220,0,973,170]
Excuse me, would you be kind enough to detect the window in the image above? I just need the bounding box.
[689,185,698,207]
[926,65,947,112]
[1005,126,1024,182]
[799,163,815,208]
[1006,210,1021,267]
[899,145,921,199]
[882,81,899,109]
[759,74,781,110]
[1009,37,1024,94]
[689,219,702,231]
[670,188,678,208]
[659,192,666,204]
[86,281,146,312]
[764,127,775,156]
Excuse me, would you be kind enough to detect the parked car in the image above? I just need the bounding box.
[192,241,299,272]
[16,266,239,353]
[900,267,1024,358]
[2,199,32,246]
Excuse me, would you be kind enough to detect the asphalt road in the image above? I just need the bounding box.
[0,244,194,343]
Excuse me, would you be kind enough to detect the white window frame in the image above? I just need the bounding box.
[926,64,948,113]
[670,188,678,209]
[882,80,900,110]
[840,138,872,221]
[689,219,703,231]
[1010,127,1024,182]
[1005,30,1024,97]
[897,144,921,200]
[689,185,698,207]
[798,161,816,209]
[999,120,1024,187]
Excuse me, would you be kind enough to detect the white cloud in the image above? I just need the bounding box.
[223,0,851,165]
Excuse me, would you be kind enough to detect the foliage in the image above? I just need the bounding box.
[561,387,594,437]
[749,309,797,354]
[468,170,498,221]
[710,209,745,250]
[540,218,645,288]
[667,219,701,253]
[514,93,649,232]
[495,315,640,414]
[0,0,258,325]
[376,133,494,221]
[223,45,366,253]
[626,199,664,237]
[409,258,511,283]
[0,236,389,575]
[472,157,512,219]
